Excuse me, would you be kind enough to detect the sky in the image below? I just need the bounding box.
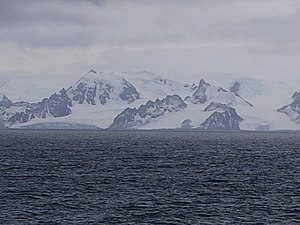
[1,0,300,88]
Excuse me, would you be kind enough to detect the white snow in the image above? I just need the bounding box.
[121,71,194,100]
[3,70,300,130]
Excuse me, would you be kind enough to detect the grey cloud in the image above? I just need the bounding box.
[0,0,300,50]
[0,1,90,27]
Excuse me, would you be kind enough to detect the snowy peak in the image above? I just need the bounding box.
[186,79,253,106]
[121,71,194,100]
[186,79,252,107]
[68,70,140,105]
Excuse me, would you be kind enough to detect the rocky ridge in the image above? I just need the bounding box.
[1,70,298,130]
[277,91,300,123]
[0,89,72,127]
[110,95,187,129]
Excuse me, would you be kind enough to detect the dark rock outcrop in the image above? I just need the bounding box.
[181,119,193,129]
[230,82,241,95]
[110,94,186,129]
[0,89,72,126]
[229,82,253,107]
[204,102,229,112]
[201,106,243,130]
[278,91,300,123]
[47,89,72,117]
[69,70,140,105]
[32,89,72,119]
[0,94,13,108]
[185,79,211,104]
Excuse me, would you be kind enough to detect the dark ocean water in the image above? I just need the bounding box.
[0,130,299,225]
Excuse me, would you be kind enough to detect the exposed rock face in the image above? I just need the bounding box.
[230,82,241,95]
[119,78,140,103]
[69,70,140,105]
[110,94,187,129]
[278,91,300,123]
[204,102,229,112]
[201,106,243,130]
[6,102,33,125]
[0,95,34,126]
[186,79,211,104]
[33,89,72,118]
[0,94,13,108]
[181,119,193,129]
[0,89,72,127]
[109,108,139,130]
[47,89,72,117]
[229,82,253,107]
[185,79,252,107]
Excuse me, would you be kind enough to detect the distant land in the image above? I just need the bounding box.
[1,70,300,131]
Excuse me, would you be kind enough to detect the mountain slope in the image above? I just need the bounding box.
[67,70,140,105]
[0,89,72,127]
[277,91,300,123]
[121,71,195,100]
[186,79,252,107]
[110,95,187,129]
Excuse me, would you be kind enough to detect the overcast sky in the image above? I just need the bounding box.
[1,0,300,86]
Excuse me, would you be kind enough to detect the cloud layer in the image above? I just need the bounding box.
[1,0,300,83]
[1,0,299,49]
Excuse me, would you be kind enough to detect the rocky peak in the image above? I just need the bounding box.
[0,94,13,108]
[201,106,243,130]
[199,79,209,87]
[291,91,300,103]
[230,82,241,95]
[69,71,140,105]
[186,79,210,104]
[277,91,300,123]
[47,89,72,117]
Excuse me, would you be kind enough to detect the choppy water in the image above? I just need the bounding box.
[0,130,299,224]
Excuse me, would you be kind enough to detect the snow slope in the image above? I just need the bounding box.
[121,71,195,100]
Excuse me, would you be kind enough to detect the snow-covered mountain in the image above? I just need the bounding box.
[1,70,300,131]
[277,91,300,124]
[121,71,195,100]
[201,105,243,130]
[110,95,186,129]
[67,70,140,105]
[185,79,252,107]
[0,89,72,127]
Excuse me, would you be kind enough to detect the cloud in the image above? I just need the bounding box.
[1,0,300,50]
[1,0,300,84]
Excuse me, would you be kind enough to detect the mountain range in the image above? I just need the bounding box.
[0,70,299,131]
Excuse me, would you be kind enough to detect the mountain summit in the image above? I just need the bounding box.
[67,70,140,105]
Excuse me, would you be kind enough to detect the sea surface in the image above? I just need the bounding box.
[0,130,299,224]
